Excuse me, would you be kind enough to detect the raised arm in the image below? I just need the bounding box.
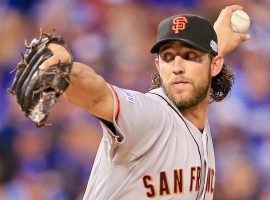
[214,5,251,56]
[39,43,114,122]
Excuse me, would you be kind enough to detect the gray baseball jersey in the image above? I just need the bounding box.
[83,86,215,200]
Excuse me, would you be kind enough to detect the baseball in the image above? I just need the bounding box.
[230,10,250,33]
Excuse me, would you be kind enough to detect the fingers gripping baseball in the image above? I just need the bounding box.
[214,5,251,56]
[8,30,73,127]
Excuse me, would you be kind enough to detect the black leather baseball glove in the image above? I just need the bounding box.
[8,30,73,127]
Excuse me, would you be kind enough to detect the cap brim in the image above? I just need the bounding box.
[150,38,212,54]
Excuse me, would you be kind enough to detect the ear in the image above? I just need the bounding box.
[210,55,224,77]
[155,56,160,72]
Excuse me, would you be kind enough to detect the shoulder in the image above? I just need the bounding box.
[112,86,163,105]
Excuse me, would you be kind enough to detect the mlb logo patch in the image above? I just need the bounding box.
[210,40,218,53]
[120,89,135,103]
[125,92,135,103]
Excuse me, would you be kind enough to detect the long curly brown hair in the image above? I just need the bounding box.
[150,62,234,103]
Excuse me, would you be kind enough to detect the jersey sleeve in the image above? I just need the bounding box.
[100,85,169,164]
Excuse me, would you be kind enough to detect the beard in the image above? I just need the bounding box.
[162,73,211,111]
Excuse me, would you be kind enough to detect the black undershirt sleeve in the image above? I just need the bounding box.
[97,117,117,134]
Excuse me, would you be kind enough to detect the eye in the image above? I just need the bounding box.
[161,52,175,63]
[182,52,199,61]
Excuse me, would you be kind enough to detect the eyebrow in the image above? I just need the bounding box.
[159,42,197,53]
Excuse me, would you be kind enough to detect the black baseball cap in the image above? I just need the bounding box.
[151,14,218,56]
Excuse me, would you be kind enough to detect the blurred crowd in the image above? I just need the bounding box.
[0,0,269,199]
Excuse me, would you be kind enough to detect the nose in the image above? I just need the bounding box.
[173,55,185,75]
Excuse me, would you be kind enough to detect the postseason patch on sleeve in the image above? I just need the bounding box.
[119,89,135,103]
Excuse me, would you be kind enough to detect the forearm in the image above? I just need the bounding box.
[64,62,113,121]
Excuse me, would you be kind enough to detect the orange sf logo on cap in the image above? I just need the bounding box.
[172,17,188,34]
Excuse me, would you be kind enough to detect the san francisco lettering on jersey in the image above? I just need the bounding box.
[142,167,215,198]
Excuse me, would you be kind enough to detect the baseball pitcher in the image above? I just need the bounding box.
[9,5,250,200]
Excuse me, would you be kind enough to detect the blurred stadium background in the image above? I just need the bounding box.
[0,0,270,199]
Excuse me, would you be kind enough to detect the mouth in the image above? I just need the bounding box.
[171,80,189,89]
[173,80,188,84]
[172,79,189,85]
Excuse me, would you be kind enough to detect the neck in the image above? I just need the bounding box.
[180,97,209,131]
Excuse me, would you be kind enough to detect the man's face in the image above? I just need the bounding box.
[156,41,213,110]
